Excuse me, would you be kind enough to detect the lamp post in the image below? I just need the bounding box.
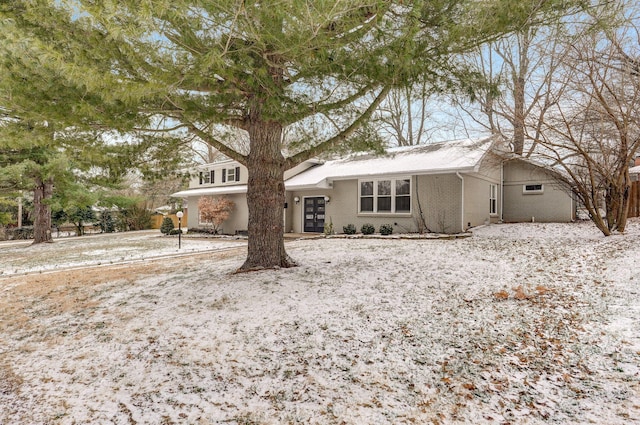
[176,211,184,249]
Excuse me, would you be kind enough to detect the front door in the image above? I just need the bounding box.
[303,197,326,233]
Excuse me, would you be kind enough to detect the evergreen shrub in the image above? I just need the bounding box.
[343,224,356,235]
[8,226,34,240]
[98,211,116,233]
[379,224,393,235]
[361,223,375,235]
[160,216,175,234]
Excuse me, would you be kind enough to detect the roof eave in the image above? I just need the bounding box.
[285,180,332,191]
[171,185,248,198]
[326,166,480,181]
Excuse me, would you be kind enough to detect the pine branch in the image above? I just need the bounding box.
[285,84,391,168]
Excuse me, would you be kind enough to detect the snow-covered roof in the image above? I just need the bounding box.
[171,138,497,197]
[285,137,496,190]
[630,165,640,174]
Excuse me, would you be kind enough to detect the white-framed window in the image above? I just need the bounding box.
[359,178,411,214]
[222,167,240,183]
[198,170,215,185]
[523,184,544,194]
[489,184,498,215]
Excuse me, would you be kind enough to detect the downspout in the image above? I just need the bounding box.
[456,172,465,232]
[500,161,504,223]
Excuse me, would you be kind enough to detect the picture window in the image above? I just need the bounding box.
[359,178,411,214]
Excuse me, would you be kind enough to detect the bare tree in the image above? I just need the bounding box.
[373,82,439,147]
[450,1,640,235]
[534,4,640,235]
[453,23,568,156]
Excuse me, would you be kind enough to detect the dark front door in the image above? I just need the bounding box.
[303,197,325,233]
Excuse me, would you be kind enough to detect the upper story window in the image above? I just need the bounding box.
[359,178,411,214]
[222,167,241,183]
[523,184,543,194]
[489,184,498,215]
[199,170,215,185]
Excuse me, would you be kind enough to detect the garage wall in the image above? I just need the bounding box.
[503,160,575,223]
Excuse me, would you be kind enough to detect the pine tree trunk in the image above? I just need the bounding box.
[238,118,296,271]
[32,176,53,244]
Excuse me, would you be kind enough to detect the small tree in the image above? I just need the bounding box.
[121,203,153,231]
[160,216,175,235]
[0,211,10,225]
[97,210,116,233]
[198,197,235,235]
[0,197,15,227]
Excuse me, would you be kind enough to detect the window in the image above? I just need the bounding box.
[360,181,374,212]
[523,184,543,194]
[222,167,241,183]
[199,171,211,185]
[395,179,411,212]
[359,178,411,214]
[489,184,498,215]
[377,180,392,212]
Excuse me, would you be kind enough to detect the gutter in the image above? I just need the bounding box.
[456,172,465,232]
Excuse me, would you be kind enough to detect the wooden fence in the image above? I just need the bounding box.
[630,181,640,218]
[150,213,188,229]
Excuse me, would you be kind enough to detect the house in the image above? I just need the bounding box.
[171,159,320,234]
[502,158,577,223]
[172,137,577,235]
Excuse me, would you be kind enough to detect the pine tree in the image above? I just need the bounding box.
[0,15,155,243]
[1,0,582,266]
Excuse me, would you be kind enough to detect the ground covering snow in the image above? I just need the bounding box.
[0,222,639,424]
[0,230,245,276]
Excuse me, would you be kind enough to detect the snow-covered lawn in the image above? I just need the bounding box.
[1,221,639,424]
[0,230,246,276]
